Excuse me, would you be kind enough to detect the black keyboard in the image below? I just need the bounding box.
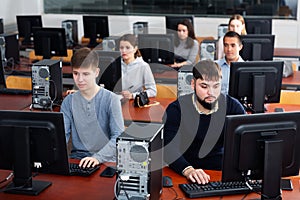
[179,180,262,198]
[69,163,100,176]
[0,88,32,95]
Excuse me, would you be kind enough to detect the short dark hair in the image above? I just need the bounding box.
[193,59,222,81]
[223,31,242,45]
[71,47,99,70]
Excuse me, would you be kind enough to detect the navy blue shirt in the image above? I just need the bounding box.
[163,93,246,175]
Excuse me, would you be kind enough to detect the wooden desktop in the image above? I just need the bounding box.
[0,166,299,200]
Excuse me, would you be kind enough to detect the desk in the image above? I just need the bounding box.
[282,71,300,90]
[274,48,300,60]
[1,167,299,200]
[265,103,300,112]
[0,94,32,110]
[122,97,175,123]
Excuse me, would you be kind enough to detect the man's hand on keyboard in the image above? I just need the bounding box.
[79,157,100,168]
[183,168,210,184]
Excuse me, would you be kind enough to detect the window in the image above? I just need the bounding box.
[44,0,297,19]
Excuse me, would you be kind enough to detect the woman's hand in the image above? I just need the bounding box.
[121,90,133,99]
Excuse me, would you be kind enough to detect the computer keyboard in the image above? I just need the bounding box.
[0,88,32,95]
[179,180,262,198]
[69,163,100,177]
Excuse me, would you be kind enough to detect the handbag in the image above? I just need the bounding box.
[134,91,149,107]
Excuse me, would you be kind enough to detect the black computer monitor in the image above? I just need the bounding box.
[222,111,300,199]
[240,34,275,61]
[229,61,283,113]
[0,110,70,195]
[138,34,175,65]
[16,15,43,46]
[32,27,67,59]
[165,16,194,34]
[245,18,272,34]
[83,15,109,48]
[95,50,122,92]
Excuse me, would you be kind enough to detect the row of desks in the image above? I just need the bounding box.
[1,166,299,199]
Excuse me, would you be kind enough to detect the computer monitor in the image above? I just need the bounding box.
[138,34,175,65]
[245,18,272,34]
[229,61,283,113]
[95,50,122,92]
[16,15,43,46]
[240,34,275,61]
[0,110,69,195]
[32,27,68,59]
[222,111,300,199]
[165,16,194,34]
[83,15,109,48]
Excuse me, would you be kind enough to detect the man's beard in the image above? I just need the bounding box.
[195,89,218,110]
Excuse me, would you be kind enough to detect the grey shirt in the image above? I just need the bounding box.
[122,56,157,98]
[61,88,124,163]
[174,39,199,65]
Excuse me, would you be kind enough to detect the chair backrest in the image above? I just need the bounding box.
[156,84,177,99]
[279,90,300,105]
[6,76,32,90]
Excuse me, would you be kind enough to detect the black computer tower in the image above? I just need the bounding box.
[116,122,164,200]
[133,21,148,35]
[0,33,20,66]
[0,19,3,34]
[178,65,193,97]
[32,59,63,109]
[62,20,78,47]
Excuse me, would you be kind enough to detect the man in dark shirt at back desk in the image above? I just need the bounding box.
[163,60,246,184]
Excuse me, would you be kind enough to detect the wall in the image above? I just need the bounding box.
[0,0,299,48]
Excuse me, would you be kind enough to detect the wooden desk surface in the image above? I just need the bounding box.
[1,167,299,200]
[122,97,175,123]
[265,103,300,112]
[274,48,300,59]
[0,94,32,110]
[282,71,300,89]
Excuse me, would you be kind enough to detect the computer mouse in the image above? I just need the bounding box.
[162,176,173,187]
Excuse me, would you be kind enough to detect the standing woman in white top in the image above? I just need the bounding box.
[119,34,157,100]
[217,14,247,59]
[170,19,199,69]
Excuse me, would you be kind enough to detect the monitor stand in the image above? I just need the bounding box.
[261,140,282,200]
[4,126,52,196]
[5,180,52,196]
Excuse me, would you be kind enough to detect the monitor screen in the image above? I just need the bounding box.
[229,61,283,113]
[16,15,42,46]
[32,27,68,59]
[222,111,300,199]
[245,18,272,34]
[0,110,69,195]
[138,34,175,65]
[240,34,275,61]
[83,15,109,48]
[95,50,122,92]
[165,16,194,34]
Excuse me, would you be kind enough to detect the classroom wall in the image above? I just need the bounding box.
[0,0,300,49]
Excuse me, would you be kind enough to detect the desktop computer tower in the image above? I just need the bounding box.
[218,23,228,39]
[0,33,20,67]
[62,20,78,47]
[0,19,3,34]
[116,122,164,200]
[102,36,120,51]
[32,60,63,109]
[200,40,217,61]
[178,65,193,97]
[133,22,148,35]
